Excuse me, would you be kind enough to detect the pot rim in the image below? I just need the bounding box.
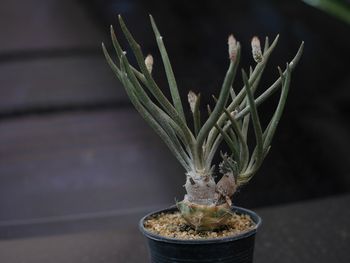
[139,205,262,244]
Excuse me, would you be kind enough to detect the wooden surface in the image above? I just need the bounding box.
[0,194,348,263]
[0,0,185,224]
[0,0,125,113]
[0,109,184,221]
[0,0,103,52]
[0,56,125,112]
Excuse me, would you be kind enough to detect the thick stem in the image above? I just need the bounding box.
[179,167,235,231]
[184,169,217,205]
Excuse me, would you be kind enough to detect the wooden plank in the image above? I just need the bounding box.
[0,56,126,112]
[0,109,185,221]
[0,0,104,52]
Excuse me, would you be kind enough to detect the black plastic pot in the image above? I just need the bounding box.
[139,206,262,263]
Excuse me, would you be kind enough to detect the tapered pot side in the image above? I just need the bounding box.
[139,206,262,263]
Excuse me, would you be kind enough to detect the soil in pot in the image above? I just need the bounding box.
[144,211,255,240]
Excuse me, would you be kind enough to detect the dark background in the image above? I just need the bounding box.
[0,0,349,236]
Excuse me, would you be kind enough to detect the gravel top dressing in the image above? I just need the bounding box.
[144,211,255,240]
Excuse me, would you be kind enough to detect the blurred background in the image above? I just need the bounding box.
[0,0,349,237]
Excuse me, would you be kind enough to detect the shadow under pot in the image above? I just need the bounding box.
[139,206,262,263]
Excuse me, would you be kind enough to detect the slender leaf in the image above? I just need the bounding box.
[263,64,291,149]
[215,124,240,163]
[242,69,263,169]
[102,43,122,81]
[206,35,279,152]
[118,15,198,164]
[197,43,241,154]
[110,25,124,64]
[235,42,304,121]
[149,15,186,122]
[193,93,201,136]
[119,59,191,170]
[120,54,192,167]
[223,109,249,172]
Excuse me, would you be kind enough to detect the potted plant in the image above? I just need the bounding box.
[102,15,303,263]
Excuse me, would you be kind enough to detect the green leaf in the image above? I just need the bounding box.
[263,64,291,150]
[242,69,263,170]
[120,53,192,168]
[119,58,192,171]
[215,124,240,164]
[235,42,304,121]
[206,35,279,153]
[110,25,124,65]
[193,93,201,136]
[102,43,122,81]
[149,15,186,123]
[223,109,250,172]
[197,43,241,154]
[118,15,197,165]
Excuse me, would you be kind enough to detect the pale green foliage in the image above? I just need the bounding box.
[102,15,304,186]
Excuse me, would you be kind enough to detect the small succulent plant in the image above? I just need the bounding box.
[102,15,304,231]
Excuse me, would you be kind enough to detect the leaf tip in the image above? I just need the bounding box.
[228,34,238,61]
[145,54,154,73]
[118,14,124,24]
[251,36,262,63]
[188,91,197,113]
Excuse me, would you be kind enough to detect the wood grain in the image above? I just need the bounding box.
[0,109,185,221]
[0,56,126,112]
[0,0,103,52]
